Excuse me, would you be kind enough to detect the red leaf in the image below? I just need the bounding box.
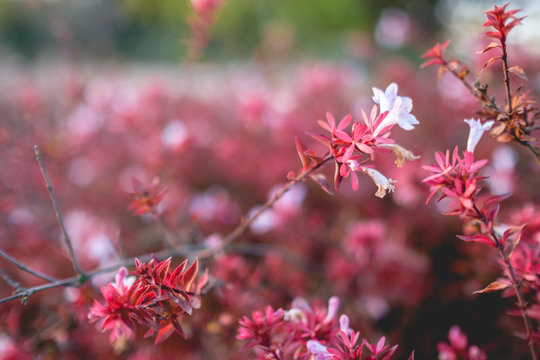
[171,318,187,339]
[170,259,188,282]
[181,258,199,290]
[295,136,311,170]
[456,234,495,247]
[502,224,525,256]
[309,174,334,195]
[304,149,324,165]
[154,323,175,345]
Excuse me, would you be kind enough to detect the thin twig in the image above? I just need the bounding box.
[34,146,85,277]
[0,154,333,305]
[0,249,57,283]
[500,38,513,114]
[0,269,23,290]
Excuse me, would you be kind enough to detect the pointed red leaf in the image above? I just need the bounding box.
[295,136,312,170]
[456,234,495,247]
[309,174,334,195]
[181,258,199,290]
[154,323,175,345]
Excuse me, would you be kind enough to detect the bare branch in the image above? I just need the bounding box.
[0,269,23,290]
[0,154,333,305]
[34,145,85,277]
[0,249,57,283]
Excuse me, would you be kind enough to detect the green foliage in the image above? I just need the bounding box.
[0,0,439,61]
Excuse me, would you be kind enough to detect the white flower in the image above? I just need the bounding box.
[372,83,419,136]
[464,118,494,153]
[324,296,340,323]
[339,315,352,334]
[372,83,398,113]
[362,168,396,198]
[306,340,333,360]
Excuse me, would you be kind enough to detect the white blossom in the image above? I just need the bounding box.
[306,340,333,360]
[372,83,419,136]
[363,168,396,198]
[464,118,494,153]
[324,296,340,323]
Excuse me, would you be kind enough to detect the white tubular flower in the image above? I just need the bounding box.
[378,143,420,167]
[306,340,333,360]
[464,118,494,153]
[372,83,398,113]
[339,315,352,334]
[372,83,419,136]
[324,296,340,323]
[363,168,396,198]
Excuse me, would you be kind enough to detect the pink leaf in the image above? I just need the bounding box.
[456,234,495,247]
[309,174,334,195]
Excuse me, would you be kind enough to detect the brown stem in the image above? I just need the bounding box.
[500,38,513,114]
[0,249,57,283]
[34,146,85,277]
[473,203,538,360]
[0,155,333,304]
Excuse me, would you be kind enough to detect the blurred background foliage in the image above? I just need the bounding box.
[0,0,440,62]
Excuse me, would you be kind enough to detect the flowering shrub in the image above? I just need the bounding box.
[0,2,539,359]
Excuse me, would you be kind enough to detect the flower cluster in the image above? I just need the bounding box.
[88,257,207,346]
[437,325,486,360]
[296,83,419,197]
[237,296,412,360]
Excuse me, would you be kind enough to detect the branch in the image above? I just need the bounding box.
[0,249,57,283]
[0,154,334,304]
[34,146,85,278]
[500,37,513,114]
[0,269,22,290]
